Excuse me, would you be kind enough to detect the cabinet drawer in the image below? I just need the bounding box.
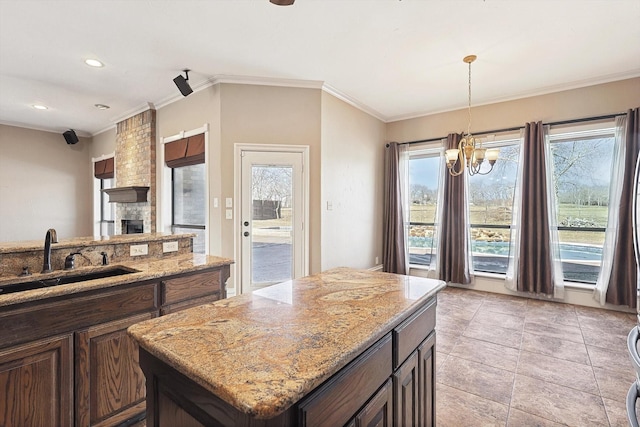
[393,298,436,369]
[299,334,392,427]
[160,293,221,315]
[162,270,221,306]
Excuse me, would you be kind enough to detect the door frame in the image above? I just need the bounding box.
[234,143,310,295]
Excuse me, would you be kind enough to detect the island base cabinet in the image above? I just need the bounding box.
[75,311,157,427]
[351,378,394,427]
[0,334,73,427]
[418,333,436,427]
[393,351,419,426]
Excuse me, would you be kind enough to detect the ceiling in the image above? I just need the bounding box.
[1,0,639,137]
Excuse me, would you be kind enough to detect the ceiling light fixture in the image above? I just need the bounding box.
[444,55,499,177]
[84,58,104,68]
[32,104,48,110]
[270,0,295,5]
[173,69,193,97]
[94,104,110,110]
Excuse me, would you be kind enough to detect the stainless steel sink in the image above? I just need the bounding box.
[0,267,139,295]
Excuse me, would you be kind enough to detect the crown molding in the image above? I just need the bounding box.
[321,83,387,122]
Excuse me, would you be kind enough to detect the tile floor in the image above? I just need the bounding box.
[435,286,636,426]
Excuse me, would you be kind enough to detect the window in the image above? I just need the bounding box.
[408,148,442,266]
[172,163,206,253]
[468,140,521,274]
[548,125,616,284]
[100,177,115,236]
[94,156,115,237]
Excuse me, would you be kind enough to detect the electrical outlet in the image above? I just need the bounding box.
[226,209,233,220]
[130,244,148,256]
[163,241,178,253]
[375,256,379,265]
[213,198,219,208]
[226,197,233,208]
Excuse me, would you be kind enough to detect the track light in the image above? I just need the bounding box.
[173,69,193,97]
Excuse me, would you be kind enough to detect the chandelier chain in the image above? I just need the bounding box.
[467,59,472,137]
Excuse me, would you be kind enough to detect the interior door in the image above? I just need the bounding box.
[240,150,305,293]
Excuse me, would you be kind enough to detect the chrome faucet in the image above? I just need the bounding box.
[41,228,58,273]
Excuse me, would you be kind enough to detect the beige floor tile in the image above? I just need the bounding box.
[436,330,458,355]
[517,350,599,395]
[450,337,520,372]
[511,374,609,426]
[602,396,634,427]
[436,351,448,372]
[582,327,631,355]
[523,320,583,344]
[593,365,636,403]
[436,315,470,336]
[437,302,479,321]
[436,383,509,427]
[438,354,515,405]
[480,298,528,318]
[506,408,565,427]
[587,344,634,374]
[472,308,525,331]
[464,321,523,349]
[525,301,580,328]
[521,331,590,365]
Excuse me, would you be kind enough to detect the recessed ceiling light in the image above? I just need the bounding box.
[94,104,110,110]
[32,104,48,110]
[84,58,104,67]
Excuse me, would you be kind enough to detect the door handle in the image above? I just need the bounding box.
[243,231,250,237]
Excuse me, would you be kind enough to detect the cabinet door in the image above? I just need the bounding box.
[393,350,419,427]
[354,378,393,427]
[75,311,157,427]
[418,332,436,427]
[0,334,73,427]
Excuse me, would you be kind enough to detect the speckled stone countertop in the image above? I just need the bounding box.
[127,267,445,419]
[0,253,233,307]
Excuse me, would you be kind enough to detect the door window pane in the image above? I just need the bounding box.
[251,165,293,285]
[100,178,115,236]
[549,133,615,283]
[468,143,520,274]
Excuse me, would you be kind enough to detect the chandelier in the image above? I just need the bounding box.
[445,55,499,176]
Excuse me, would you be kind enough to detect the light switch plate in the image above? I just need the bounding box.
[163,241,179,253]
[225,209,233,219]
[213,198,219,208]
[130,244,148,256]
[226,197,233,208]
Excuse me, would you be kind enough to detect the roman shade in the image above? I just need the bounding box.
[165,133,205,168]
[94,157,114,179]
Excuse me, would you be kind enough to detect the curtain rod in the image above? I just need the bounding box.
[392,112,627,147]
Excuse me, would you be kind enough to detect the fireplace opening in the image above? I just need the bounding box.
[122,219,143,234]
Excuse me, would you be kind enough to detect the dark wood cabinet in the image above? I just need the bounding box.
[354,379,393,427]
[75,311,157,427]
[418,333,436,427]
[0,264,229,427]
[0,334,73,427]
[393,350,419,426]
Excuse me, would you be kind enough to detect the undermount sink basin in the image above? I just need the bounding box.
[0,267,139,295]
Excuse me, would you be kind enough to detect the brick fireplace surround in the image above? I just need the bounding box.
[114,109,156,234]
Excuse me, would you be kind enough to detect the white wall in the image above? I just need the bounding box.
[320,92,385,270]
[0,125,93,242]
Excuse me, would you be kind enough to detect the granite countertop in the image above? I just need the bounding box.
[0,253,233,307]
[127,267,446,419]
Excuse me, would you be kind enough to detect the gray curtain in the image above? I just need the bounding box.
[438,133,471,284]
[517,122,554,295]
[383,142,407,274]
[606,107,640,307]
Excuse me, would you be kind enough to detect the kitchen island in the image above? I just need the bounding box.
[128,267,445,427]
